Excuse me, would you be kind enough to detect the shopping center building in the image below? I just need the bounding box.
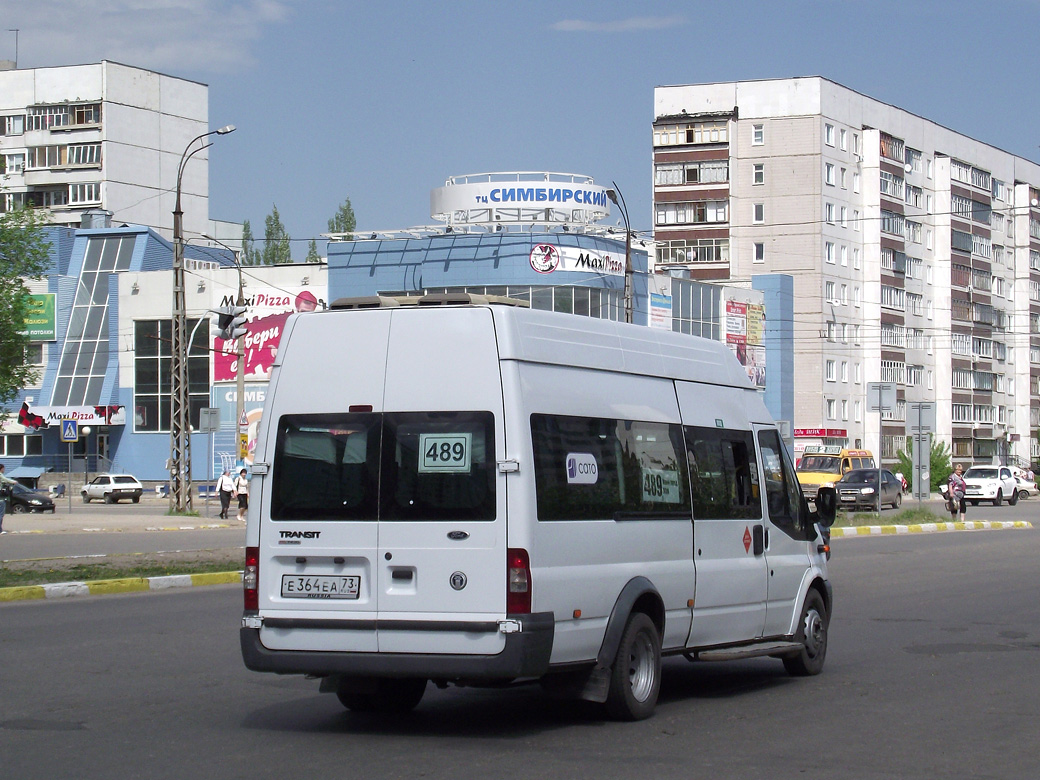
[3,173,791,483]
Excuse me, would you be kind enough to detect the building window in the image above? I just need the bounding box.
[839,129,847,151]
[825,242,835,264]
[68,143,102,166]
[840,284,848,305]
[853,248,861,269]
[826,399,836,420]
[753,163,764,185]
[752,124,764,145]
[69,182,101,204]
[881,210,904,236]
[134,317,211,433]
[655,201,728,226]
[753,203,765,223]
[840,168,847,189]
[853,172,861,193]
[3,153,25,174]
[825,163,835,186]
[825,124,835,146]
[754,242,765,263]
[825,360,836,381]
[654,159,729,185]
[825,203,835,224]
[824,281,836,303]
[841,400,848,421]
[854,363,862,383]
[841,361,849,382]
[854,400,862,422]
[854,286,861,307]
[840,245,848,266]
[2,115,24,135]
[839,207,848,228]
[653,120,729,147]
[657,238,730,265]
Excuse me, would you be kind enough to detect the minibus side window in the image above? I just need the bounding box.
[271,413,381,520]
[684,427,762,520]
[757,430,809,539]
[530,414,690,521]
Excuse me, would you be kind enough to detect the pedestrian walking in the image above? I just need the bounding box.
[216,469,235,520]
[0,464,18,535]
[233,468,250,522]
[947,463,967,522]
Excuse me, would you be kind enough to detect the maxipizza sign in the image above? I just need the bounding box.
[529,244,624,277]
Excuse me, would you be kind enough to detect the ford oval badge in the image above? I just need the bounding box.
[447,531,470,541]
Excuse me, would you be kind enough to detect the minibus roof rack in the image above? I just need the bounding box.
[329,293,528,310]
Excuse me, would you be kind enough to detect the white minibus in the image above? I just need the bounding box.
[241,294,836,720]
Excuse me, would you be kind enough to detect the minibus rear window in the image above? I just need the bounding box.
[270,411,495,522]
[271,413,381,520]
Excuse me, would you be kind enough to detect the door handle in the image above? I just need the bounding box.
[752,525,764,556]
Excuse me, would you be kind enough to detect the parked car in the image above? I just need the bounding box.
[1013,474,1037,500]
[3,482,57,513]
[836,468,903,510]
[81,473,143,504]
[962,466,1018,506]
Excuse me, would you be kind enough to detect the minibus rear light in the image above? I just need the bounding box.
[244,546,259,611]
[506,547,531,614]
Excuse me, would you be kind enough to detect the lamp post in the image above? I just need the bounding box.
[203,233,248,469]
[607,182,633,323]
[170,125,235,513]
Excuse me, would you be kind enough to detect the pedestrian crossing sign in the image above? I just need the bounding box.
[61,419,79,442]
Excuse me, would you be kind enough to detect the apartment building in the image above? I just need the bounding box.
[0,60,228,240]
[653,77,1040,467]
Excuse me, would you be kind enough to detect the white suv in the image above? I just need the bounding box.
[81,473,144,504]
[962,466,1018,507]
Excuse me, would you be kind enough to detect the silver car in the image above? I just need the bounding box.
[81,473,144,504]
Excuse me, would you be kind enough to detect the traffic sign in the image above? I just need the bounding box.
[61,419,79,442]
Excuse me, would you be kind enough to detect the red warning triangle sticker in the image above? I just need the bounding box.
[743,526,752,553]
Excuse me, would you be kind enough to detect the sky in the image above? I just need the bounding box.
[3,0,1040,257]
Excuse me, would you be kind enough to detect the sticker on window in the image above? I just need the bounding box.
[566,453,598,484]
[418,432,472,473]
[641,468,681,503]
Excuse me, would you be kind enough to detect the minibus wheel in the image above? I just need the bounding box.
[783,590,828,676]
[605,612,661,721]
[336,677,426,714]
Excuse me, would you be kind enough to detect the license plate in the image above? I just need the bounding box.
[281,574,360,599]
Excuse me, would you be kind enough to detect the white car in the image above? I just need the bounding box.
[962,466,1018,507]
[1013,475,1037,499]
[81,473,144,504]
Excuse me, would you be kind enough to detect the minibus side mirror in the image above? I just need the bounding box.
[813,487,837,528]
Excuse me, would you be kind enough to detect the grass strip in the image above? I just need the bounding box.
[0,558,242,589]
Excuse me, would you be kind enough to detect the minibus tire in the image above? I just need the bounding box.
[605,613,661,721]
[337,678,427,714]
[783,590,828,676]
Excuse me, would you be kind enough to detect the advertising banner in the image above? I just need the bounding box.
[213,287,326,382]
[21,294,57,341]
[725,300,765,389]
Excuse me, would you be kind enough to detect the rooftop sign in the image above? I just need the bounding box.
[431,172,611,227]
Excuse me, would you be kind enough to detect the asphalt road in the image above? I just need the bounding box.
[1,528,1037,780]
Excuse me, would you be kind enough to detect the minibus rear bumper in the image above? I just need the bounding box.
[240,611,555,680]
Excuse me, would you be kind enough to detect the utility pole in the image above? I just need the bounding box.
[607,182,633,323]
[169,126,236,513]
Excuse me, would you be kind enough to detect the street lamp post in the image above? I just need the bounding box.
[203,233,248,469]
[607,183,633,324]
[170,125,235,513]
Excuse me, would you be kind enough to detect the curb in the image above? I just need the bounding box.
[0,570,242,603]
[1,521,1032,605]
[833,520,1033,536]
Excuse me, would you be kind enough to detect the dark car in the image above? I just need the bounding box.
[3,482,57,513]
[836,468,902,510]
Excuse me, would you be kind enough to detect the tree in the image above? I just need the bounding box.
[304,239,321,264]
[261,204,292,265]
[895,436,953,494]
[0,206,52,404]
[240,219,260,266]
[327,198,356,239]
